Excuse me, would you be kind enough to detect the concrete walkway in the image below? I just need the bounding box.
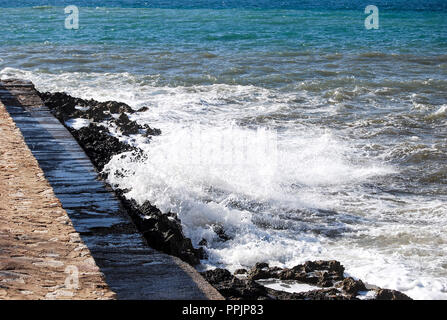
[0,79,223,300]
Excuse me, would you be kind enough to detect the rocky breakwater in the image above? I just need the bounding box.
[38,91,412,300]
[201,261,412,300]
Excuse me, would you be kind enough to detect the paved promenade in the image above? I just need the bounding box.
[0,100,116,299]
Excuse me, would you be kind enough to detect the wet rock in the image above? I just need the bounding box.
[202,268,234,284]
[248,263,282,280]
[39,91,134,123]
[337,277,367,296]
[70,124,134,171]
[39,91,161,137]
[254,262,269,269]
[316,272,334,288]
[201,269,269,300]
[266,287,350,301]
[303,260,345,279]
[102,101,134,114]
[375,289,412,300]
[234,269,247,275]
[204,261,412,300]
[39,92,134,123]
[212,224,232,242]
[115,113,140,135]
[202,267,350,300]
[116,194,204,266]
[143,125,162,136]
[137,106,149,113]
[198,238,208,247]
[249,260,344,287]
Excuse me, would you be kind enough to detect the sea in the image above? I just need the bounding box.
[0,0,446,299]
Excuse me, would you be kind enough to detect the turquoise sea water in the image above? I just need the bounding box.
[1,1,446,299]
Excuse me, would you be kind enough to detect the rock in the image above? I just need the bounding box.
[69,124,134,171]
[265,287,350,301]
[39,91,134,123]
[277,260,344,286]
[234,269,247,275]
[248,263,282,281]
[102,101,134,114]
[198,238,208,247]
[202,267,350,300]
[203,260,411,300]
[39,91,156,138]
[375,289,412,300]
[316,271,334,287]
[137,106,149,112]
[202,268,234,284]
[254,262,269,269]
[116,195,204,266]
[337,277,367,296]
[143,125,162,136]
[201,269,269,300]
[212,224,232,242]
[304,260,345,279]
[245,260,343,287]
[115,113,140,135]
[0,260,21,271]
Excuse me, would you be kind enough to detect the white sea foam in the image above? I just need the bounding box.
[65,118,90,130]
[426,105,447,120]
[256,279,321,294]
[3,67,447,300]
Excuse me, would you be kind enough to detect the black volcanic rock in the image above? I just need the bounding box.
[266,287,349,300]
[203,261,412,300]
[375,289,412,300]
[116,113,140,135]
[337,277,367,296]
[246,260,345,288]
[121,198,206,265]
[234,268,248,275]
[201,267,349,300]
[39,91,134,121]
[69,124,134,171]
[212,224,232,242]
[39,91,161,137]
[143,125,162,137]
[248,263,282,280]
[201,268,270,300]
[202,268,234,284]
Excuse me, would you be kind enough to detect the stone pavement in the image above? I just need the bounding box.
[0,100,116,300]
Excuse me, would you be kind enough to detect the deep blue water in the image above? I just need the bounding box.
[1,0,447,10]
